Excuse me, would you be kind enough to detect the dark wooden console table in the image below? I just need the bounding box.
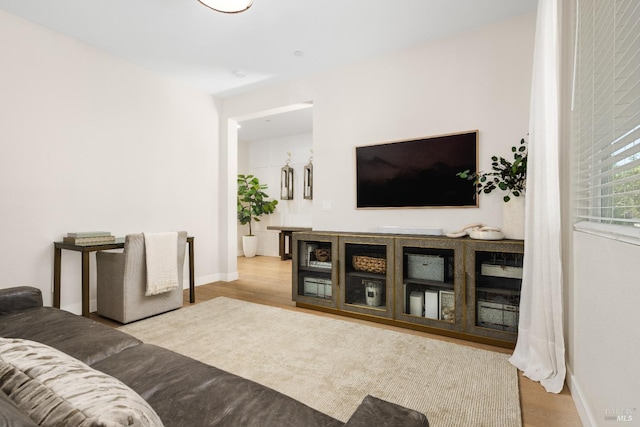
[53,236,195,318]
[266,227,312,260]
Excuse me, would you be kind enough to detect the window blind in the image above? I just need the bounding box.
[572,0,640,230]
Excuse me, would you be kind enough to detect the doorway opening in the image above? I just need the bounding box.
[235,103,313,269]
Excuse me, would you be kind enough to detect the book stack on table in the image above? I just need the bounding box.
[63,231,116,245]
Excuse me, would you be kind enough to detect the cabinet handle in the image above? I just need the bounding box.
[462,271,475,306]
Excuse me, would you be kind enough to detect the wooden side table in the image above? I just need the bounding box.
[266,227,312,260]
[53,236,195,317]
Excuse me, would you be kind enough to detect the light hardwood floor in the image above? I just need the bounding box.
[95,255,582,426]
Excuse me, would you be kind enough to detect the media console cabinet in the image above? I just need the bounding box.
[292,231,524,348]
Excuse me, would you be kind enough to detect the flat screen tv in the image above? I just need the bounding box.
[356,130,478,208]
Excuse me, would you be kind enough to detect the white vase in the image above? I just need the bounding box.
[242,235,258,258]
[502,196,525,240]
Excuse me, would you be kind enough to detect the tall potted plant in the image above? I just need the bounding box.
[237,174,278,257]
[457,137,527,239]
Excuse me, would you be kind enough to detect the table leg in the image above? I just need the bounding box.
[279,232,286,261]
[81,252,90,318]
[188,239,195,303]
[53,247,61,308]
[283,231,293,260]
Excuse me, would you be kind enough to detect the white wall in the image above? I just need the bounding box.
[238,133,313,257]
[221,13,536,273]
[0,10,220,314]
[558,1,640,424]
[571,233,640,425]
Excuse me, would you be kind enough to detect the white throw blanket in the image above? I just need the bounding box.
[143,232,179,296]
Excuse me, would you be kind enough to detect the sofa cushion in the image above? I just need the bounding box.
[345,395,429,427]
[0,287,42,316]
[92,343,344,427]
[0,337,163,427]
[0,307,141,365]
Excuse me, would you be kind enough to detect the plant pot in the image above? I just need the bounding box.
[502,196,525,240]
[242,235,258,258]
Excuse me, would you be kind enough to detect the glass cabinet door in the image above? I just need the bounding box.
[394,238,464,332]
[339,236,394,319]
[465,240,524,342]
[292,233,338,308]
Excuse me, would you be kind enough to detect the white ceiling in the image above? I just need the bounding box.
[0,0,537,141]
[238,104,314,143]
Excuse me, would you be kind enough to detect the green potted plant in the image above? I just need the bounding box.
[237,174,278,257]
[457,137,527,202]
[457,137,527,239]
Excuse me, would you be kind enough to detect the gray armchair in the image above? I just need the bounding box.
[96,231,187,324]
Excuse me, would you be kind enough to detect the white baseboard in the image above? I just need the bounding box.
[566,365,596,427]
[194,273,221,286]
[217,271,239,282]
[59,301,86,316]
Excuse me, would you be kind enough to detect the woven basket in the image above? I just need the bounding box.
[314,248,331,262]
[352,254,386,274]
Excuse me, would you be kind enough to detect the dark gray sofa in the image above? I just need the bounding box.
[0,287,429,426]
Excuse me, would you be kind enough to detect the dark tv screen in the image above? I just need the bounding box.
[356,131,478,208]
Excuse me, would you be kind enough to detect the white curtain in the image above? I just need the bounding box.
[508,0,566,393]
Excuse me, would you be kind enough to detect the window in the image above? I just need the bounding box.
[572,0,640,242]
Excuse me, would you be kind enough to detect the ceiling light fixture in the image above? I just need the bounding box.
[197,0,253,13]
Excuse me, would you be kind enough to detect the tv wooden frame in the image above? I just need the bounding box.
[355,130,479,209]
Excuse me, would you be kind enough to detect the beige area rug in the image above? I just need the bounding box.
[120,297,521,426]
